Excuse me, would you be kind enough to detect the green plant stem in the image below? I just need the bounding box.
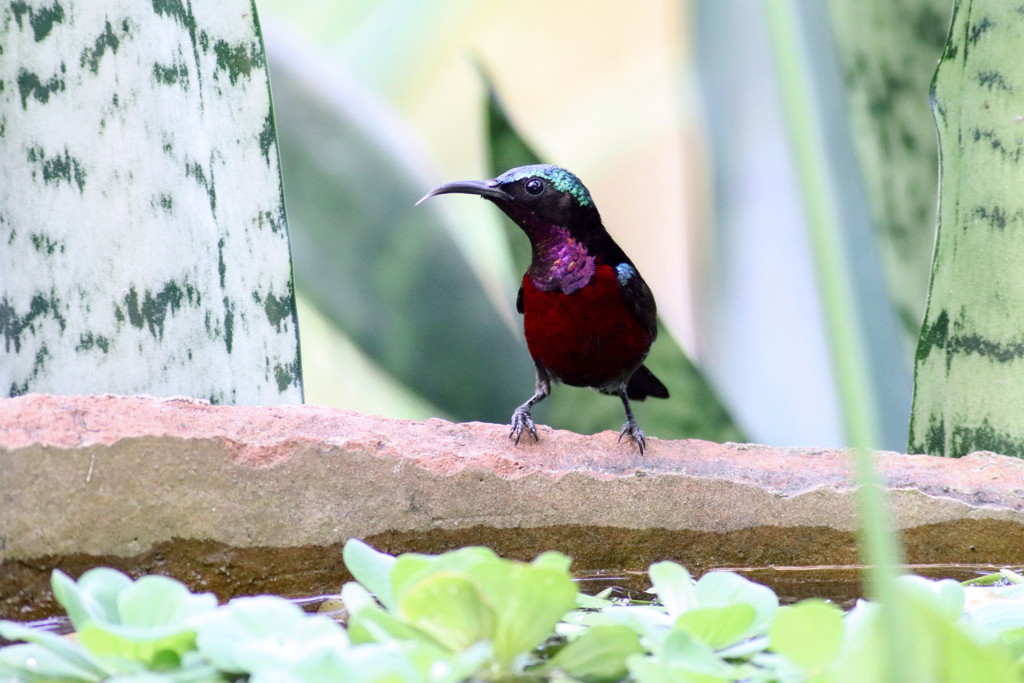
[763,0,909,676]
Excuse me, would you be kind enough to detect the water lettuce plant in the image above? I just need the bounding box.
[3,541,1024,682]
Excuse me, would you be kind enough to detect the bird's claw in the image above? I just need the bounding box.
[509,406,538,445]
[618,419,647,455]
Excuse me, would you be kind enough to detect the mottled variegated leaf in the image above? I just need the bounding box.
[828,1,951,342]
[0,1,301,403]
[910,1,1024,457]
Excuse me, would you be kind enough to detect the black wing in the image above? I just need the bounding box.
[616,262,658,341]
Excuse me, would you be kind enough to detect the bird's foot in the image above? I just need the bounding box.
[618,419,647,455]
[509,406,539,445]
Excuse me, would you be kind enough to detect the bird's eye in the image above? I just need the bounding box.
[524,178,544,195]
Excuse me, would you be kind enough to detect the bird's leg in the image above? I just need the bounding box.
[617,387,646,455]
[510,364,551,444]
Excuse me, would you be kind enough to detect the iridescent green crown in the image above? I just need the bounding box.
[496,164,594,208]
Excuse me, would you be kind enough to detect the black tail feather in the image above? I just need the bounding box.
[626,365,669,401]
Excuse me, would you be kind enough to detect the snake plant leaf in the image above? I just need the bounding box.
[483,75,744,442]
[827,1,952,343]
[910,1,1024,457]
[0,1,302,404]
[266,35,531,423]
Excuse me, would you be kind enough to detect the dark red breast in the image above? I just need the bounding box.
[521,263,653,388]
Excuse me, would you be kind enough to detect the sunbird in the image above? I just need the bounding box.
[419,164,667,454]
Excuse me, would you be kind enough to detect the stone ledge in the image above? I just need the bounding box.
[3,393,1024,619]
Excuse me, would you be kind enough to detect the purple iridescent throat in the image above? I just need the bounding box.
[526,224,596,294]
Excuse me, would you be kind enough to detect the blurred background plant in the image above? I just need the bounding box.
[257,0,950,451]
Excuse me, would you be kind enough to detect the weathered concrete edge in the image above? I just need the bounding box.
[2,394,1024,561]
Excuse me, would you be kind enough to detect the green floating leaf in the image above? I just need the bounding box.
[675,605,756,651]
[472,559,579,668]
[355,542,577,671]
[531,551,573,574]
[248,642,423,683]
[626,654,684,683]
[483,73,744,443]
[52,568,133,633]
[51,570,217,668]
[895,575,964,621]
[543,624,643,681]
[660,628,734,679]
[601,605,674,648]
[1001,568,1024,585]
[769,600,843,674]
[343,583,448,651]
[0,618,110,680]
[833,589,1020,683]
[0,640,105,683]
[195,595,348,675]
[343,539,399,612]
[962,571,1008,587]
[390,547,500,606]
[967,600,1024,644]
[693,571,779,636]
[396,574,496,652]
[267,37,531,423]
[648,561,697,619]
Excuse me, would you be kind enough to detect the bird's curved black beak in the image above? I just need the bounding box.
[415,179,512,206]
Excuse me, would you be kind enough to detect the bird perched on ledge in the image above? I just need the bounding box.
[418,164,668,454]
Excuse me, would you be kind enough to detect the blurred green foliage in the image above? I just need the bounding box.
[269,52,533,424]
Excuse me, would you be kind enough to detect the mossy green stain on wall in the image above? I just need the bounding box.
[185,160,216,212]
[150,0,193,31]
[258,110,274,165]
[273,359,300,393]
[948,418,1024,458]
[915,309,949,367]
[222,296,234,353]
[76,332,111,353]
[153,61,189,87]
[8,342,50,396]
[920,414,1024,458]
[970,127,1023,163]
[29,233,64,255]
[0,292,67,354]
[916,306,1024,366]
[121,280,200,340]
[254,287,294,333]
[254,208,285,235]
[217,237,227,288]
[10,1,65,42]
[80,20,122,74]
[213,39,263,86]
[977,70,1011,91]
[16,68,65,109]
[27,145,86,192]
[971,205,1024,230]
[967,15,995,46]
